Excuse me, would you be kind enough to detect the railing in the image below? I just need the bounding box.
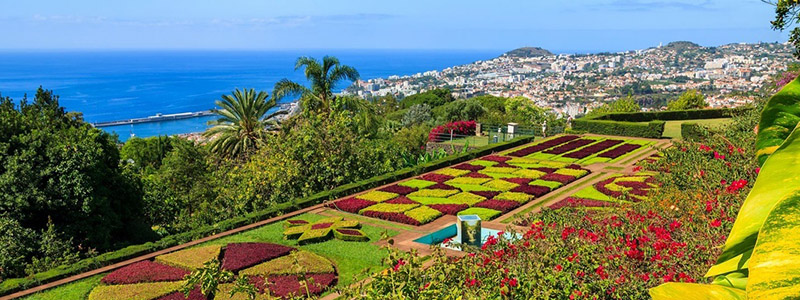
[426,123,566,151]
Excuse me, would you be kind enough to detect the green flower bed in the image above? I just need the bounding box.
[457,207,502,221]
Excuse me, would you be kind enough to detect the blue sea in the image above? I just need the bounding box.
[0,50,500,141]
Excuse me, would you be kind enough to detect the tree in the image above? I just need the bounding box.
[586,95,641,117]
[400,88,456,109]
[667,89,707,111]
[0,87,149,259]
[504,96,548,124]
[401,104,433,127]
[272,56,360,113]
[768,0,800,58]
[433,99,486,123]
[119,135,175,172]
[204,88,285,158]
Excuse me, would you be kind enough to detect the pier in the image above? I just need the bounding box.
[91,110,215,127]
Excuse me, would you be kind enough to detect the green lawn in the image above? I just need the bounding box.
[662,118,732,139]
[22,213,398,300]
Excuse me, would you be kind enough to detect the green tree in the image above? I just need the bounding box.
[119,135,174,172]
[504,96,548,124]
[272,56,360,113]
[0,217,36,279]
[401,104,433,127]
[769,0,800,58]
[0,87,149,259]
[433,98,486,122]
[204,88,285,158]
[667,89,708,111]
[400,89,456,109]
[587,95,641,117]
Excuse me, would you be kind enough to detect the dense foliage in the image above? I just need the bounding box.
[667,89,708,111]
[586,95,641,118]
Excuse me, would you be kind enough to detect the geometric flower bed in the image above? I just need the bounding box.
[549,172,658,210]
[504,134,653,165]
[327,154,590,225]
[283,217,368,244]
[88,242,337,300]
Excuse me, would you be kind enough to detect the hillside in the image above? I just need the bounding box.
[503,47,554,58]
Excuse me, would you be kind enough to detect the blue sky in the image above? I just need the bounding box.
[0,0,787,52]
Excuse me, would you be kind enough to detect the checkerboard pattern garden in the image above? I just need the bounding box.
[503,135,654,165]
[327,153,591,225]
[550,172,658,210]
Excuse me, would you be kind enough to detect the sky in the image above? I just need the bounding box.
[0,0,788,52]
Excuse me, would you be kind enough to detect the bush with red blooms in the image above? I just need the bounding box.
[340,105,761,299]
[428,120,477,142]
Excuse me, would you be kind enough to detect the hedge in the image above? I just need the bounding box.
[680,122,707,141]
[572,119,665,138]
[572,107,752,138]
[0,134,537,297]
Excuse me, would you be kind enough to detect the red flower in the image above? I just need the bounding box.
[555,265,563,272]
[710,219,722,227]
[393,259,406,272]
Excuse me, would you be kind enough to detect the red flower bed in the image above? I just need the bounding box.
[420,173,454,183]
[249,273,337,298]
[507,135,580,157]
[452,163,485,171]
[512,184,551,197]
[593,178,651,201]
[463,172,492,178]
[566,164,583,170]
[429,204,469,215]
[101,261,189,285]
[470,191,501,199]
[540,173,576,184]
[379,184,417,195]
[475,199,521,213]
[562,140,624,159]
[222,243,294,271]
[311,223,333,230]
[543,139,595,155]
[157,288,205,300]
[480,155,511,163]
[493,162,517,168]
[428,121,477,142]
[427,183,459,190]
[549,197,619,209]
[385,196,419,205]
[362,211,421,226]
[503,177,533,185]
[286,219,309,226]
[616,181,651,189]
[336,228,363,236]
[534,167,557,174]
[327,198,375,214]
[597,144,642,159]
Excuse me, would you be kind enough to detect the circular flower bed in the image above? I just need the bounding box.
[88,242,337,300]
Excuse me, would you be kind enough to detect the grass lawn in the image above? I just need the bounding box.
[662,118,732,139]
[22,213,398,300]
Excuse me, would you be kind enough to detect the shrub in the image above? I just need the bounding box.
[221,243,294,271]
[158,288,205,300]
[554,168,589,177]
[101,261,189,285]
[155,245,222,270]
[407,189,460,199]
[539,173,576,184]
[427,183,459,190]
[428,121,477,142]
[548,197,619,209]
[496,192,533,203]
[433,168,471,177]
[511,185,551,197]
[457,207,502,221]
[88,281,184,300]
[359,203,419,214]
[429,204,470,215]
[405,206,443,224]
[503,177,534,185]
[562,139,624,159]
[327,198,376,214]
[448,192,487,206]
[362,211,421,225]
[482,179,520,191]
[333,228,370,242]
[355,191,399,202]
[419,173,455,183]
[543,139,596,154]
[470,191,501,199]
[378,184,418,195]
[481,166,518,174]
[452,163,485,171]
[463,171,492,178]
[253,273,337,298]
[240,251,335,276]
[508,135,580,157]
[597,144,642,159]
[572,119,665,138]
[511,169,547,179]
[384,197,419,205]
[474,200,521,213]
[399,179,437,189]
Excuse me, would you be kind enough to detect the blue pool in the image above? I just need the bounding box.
[413,224,517,250]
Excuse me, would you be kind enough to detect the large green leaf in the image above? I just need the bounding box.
[707,123,800,277]
[746,190,800,299]
[649,282,746,300]
[756,77,800,165]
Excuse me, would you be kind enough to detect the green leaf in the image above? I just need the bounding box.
[649,283,745,300]
[707,123,800,277]
[756,77,800,165]
[746,190,800,299]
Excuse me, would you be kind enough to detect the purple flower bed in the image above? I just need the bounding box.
[480,155,512,163]
[566,164,583,170]
[311,223,333,230]
[463,172,491,178]
[336,228,364,236]
[327,198,376,214]
[428,204,469,215]
[362,211,421,226]
[562,140,624,159]
[549,197,618,209]
[452,163,485,171]
[543,139,595,155]
[378,184,417,195]
[507,135,579,157]
[222,243,294,271]
[616,181,652,189]
[385,196,419,205]
[474,199,521,213]
[157,288,205,300]
[596,143,642,159]
[101,261,189,285]
[255,273,337,298]
[493,162,517,168]
[594,178,622,198]
[420,173,454,183]
[502,177,533,185]
[534,167,557,174]
[511,184,551,197]
[470,191,501,199]
[286,219,309,226]
[427,183,459,190]
[540,173,576,184]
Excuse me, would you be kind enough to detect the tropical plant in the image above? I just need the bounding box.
[203,88,285,158]
[667,89,708,111]
[272,56,360,113]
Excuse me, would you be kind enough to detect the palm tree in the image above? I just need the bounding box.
[272,56,360,113]
[203,88,286,158]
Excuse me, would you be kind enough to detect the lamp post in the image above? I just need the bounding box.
[541,120,547,138]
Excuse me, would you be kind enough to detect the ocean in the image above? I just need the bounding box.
[0,50,500,141]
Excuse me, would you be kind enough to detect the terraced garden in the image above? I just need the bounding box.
[19,134,666,300]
